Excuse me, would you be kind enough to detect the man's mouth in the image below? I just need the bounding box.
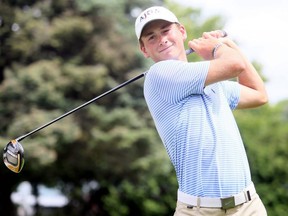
[159,45,173,53]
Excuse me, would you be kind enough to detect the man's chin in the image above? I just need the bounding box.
[153,56,175,63]
[162,55,180,61]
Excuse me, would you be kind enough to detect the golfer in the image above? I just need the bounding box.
[135,6,268,216]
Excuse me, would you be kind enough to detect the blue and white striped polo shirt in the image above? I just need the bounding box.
[144,60,252,198]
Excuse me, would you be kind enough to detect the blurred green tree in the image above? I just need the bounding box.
[234,101,288,216]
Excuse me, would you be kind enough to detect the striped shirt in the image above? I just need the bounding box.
[144,60,252,197]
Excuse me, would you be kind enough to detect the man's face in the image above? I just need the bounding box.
[140,20,187,62]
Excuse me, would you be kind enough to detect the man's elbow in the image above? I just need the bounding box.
[254,91,269,107]
[259,92,269,106]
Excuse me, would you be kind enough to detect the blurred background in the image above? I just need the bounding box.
[0,0,287,215]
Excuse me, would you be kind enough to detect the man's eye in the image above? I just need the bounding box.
[163,28,170,34]
[148,36,155,41]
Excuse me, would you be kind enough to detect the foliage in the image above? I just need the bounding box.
[234,101,288,216]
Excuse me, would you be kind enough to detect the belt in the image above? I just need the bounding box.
[177,183,256,210]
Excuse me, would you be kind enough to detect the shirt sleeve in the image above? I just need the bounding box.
[147,60,210,103]
[220,81,241,110]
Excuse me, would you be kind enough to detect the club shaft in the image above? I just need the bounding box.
[16,34,229,142]
[16,73,145,142]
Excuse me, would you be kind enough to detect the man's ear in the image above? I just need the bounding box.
[140,44,150,58]
[179,24,187,41]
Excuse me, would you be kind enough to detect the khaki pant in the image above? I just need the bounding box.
[173,194,267,216]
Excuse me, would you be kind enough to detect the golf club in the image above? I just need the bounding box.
[3,72,145,173]
[3,30,227,173]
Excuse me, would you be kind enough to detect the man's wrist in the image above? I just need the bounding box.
[212,43,224,59]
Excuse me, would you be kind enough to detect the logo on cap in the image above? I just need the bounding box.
[135,6,179,39]
[139,7,161,23]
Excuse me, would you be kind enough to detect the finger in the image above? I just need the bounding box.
[203,30,227,38]
[202,32,214,39]
[191,37,203,44]
[188,40,199,48]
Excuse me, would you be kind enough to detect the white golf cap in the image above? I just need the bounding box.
[135,6,179,39]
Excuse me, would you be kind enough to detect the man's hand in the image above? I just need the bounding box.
[202,30,227,39]
[187,30,228,60]
[188,34,222,60]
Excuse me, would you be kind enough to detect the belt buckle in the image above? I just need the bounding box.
[221,196,235,210]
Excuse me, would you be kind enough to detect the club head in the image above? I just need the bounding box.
[3,140,25,173]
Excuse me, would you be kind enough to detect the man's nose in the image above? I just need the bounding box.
[159,36,168,46]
